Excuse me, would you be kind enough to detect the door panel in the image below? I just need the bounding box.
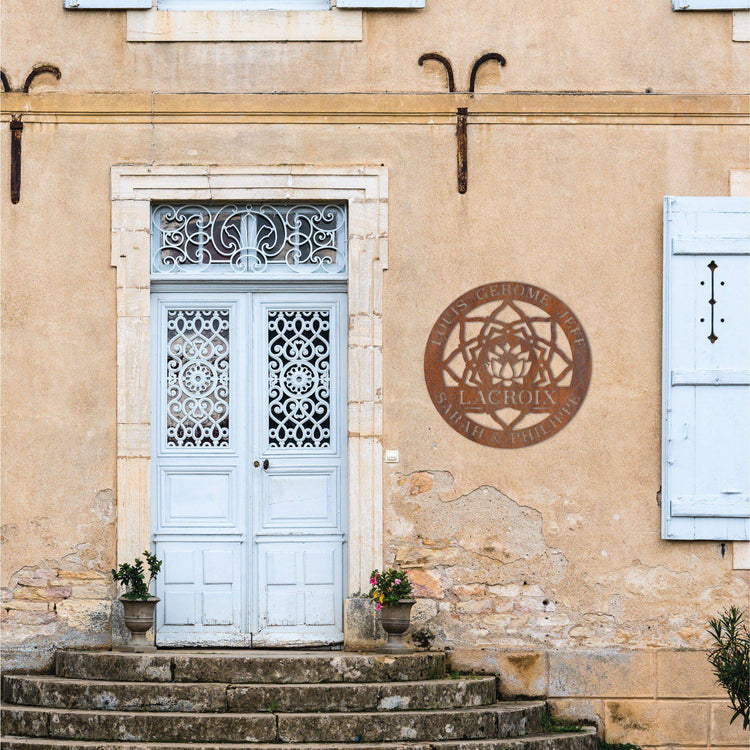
[163,306,233,450]
[159,541,243,641]
[158,466,238,529]
[253,295,346,645]
[256,541,343,643]
[153,294,248,645]
[262,467,339,528]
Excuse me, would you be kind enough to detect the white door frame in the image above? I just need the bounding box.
[110,166,388,603]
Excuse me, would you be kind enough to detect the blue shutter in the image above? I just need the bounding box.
[663,197,750,540]
[64,0,151,8]
[673,1,750,9]
[336,0,424,7]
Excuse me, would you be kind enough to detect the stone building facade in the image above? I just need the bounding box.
[1,1,749,746]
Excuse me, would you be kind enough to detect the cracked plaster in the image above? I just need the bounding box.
[1,489,117,671]
[387,471,750,652]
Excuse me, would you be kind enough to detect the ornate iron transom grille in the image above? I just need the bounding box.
[151,203,347,277]
[268,309,331,449]
[166,308,230,448]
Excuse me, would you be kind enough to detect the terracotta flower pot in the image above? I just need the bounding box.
[379,599,415,653]
[119,595,159,653]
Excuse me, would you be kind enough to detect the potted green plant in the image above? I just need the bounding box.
[369,568,415,653]
[112,550,163,653]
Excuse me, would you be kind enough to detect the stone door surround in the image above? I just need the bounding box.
[110,165,388,596]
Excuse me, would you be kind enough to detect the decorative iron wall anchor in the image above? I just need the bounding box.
[418,52,506,194]
[456,107,468,194]
[468,53,507,94]
[9,116,23,205]
[1,65,62,204]
[418,53,456,92]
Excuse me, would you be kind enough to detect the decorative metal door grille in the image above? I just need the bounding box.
[151,203,347,277]
[267,309,332,449]
[166,308,231,448]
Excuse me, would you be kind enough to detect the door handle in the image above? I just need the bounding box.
[254,459,270,470]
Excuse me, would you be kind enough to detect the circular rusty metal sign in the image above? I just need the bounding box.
[424,282,591,448]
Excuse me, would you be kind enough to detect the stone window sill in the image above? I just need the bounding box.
[126,7,363,41]
[735,10,750,40]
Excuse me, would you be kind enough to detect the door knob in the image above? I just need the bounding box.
[254,459,270,470]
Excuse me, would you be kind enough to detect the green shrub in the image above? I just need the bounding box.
[707,606,750,729]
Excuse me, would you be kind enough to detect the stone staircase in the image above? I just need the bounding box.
[1,650,596,748]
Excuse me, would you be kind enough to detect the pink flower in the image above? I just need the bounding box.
[394,579,401,585]
[376,602,381,610]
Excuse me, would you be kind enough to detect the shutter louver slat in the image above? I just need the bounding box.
[672,370,750,385]
[663,196,750,541]
[672,498,750,517]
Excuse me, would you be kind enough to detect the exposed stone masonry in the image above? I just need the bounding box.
[1,490,116,671]
[387,471,749,653]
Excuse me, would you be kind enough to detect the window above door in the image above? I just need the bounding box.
[157,0,329,8]
[65,0,423,6]
[64,0,425,42]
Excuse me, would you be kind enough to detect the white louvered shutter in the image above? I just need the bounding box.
[64,0,151,7]
[673,1,750,9]
[663,197,750,540]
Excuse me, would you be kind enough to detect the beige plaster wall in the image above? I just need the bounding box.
[2,7,748,750]
[1,10,748,733]
[0,0,748,95]
[382,121,749,651]
[1,123,152,667]
[2,111,748,667]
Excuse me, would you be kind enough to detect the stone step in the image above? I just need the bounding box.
[279,703,545,743]
[2,676,227,713]
[227,676,497,713]
[3,674,497,713]
[1,702,545,743]
[0,730,598,750]
[1,705,275,744]
[55,650,446,684]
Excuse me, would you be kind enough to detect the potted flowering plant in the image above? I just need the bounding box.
[112,550,162,652]
[369,568,414,653]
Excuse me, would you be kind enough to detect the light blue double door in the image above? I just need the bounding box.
[151,290,347,646]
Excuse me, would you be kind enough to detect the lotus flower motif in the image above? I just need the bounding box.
[485,340,532,386]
